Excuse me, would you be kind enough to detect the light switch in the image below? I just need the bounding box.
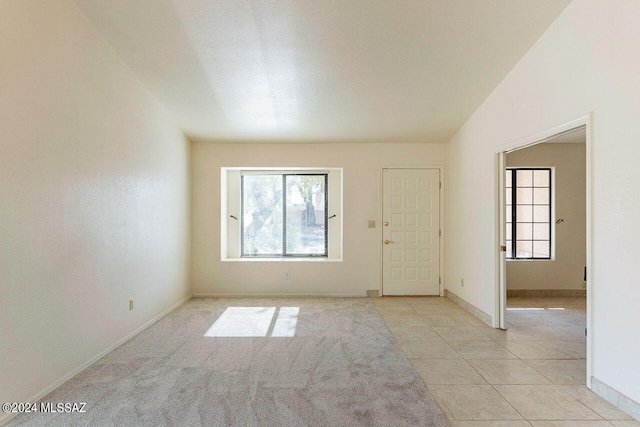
[368,220,376,228]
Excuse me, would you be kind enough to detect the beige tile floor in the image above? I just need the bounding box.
[374,296,640,426]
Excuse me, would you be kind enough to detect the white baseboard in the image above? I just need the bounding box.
[445,289,493,327]
[507,289,586,297]
[591,377,640,421]
[192,292,366,298]
[0,294,192,427]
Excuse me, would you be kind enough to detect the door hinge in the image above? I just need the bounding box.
[585,328,587,337]
[439,277,441,284]
[439,229,442,237]
[500,245,506,252]
[439,181,442,189]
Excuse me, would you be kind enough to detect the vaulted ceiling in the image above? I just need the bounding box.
[74,0,571,143]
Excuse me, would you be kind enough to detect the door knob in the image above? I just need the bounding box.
[384,221,389,226]
[384,240,394,244]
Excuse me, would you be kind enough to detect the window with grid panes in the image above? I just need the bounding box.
[506,168,552,259]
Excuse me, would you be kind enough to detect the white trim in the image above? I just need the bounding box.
[446,290,493,327]
[221,257,342,262]
[221,167,343,262]
[0,295,192,426]
[226,166,334,171]
[591,377,640,421]
[586,113,594,389]
[497,152,506,329]
[240,169,330,175]
[495,115,591,153]
[192,293,366,298]
[494,113,594,388]
[378,164,445,297]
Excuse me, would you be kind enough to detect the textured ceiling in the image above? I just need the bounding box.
[74,0,571,143]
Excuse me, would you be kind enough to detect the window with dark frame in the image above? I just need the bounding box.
[241,172,328,257]
[506,168,552,260]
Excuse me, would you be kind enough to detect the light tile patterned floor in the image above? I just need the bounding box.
[374,296,640,426]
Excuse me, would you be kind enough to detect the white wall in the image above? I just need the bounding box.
[506,143,586,290]
[192,142,446,296]
[0,0,190,415]
[446,0,640,405]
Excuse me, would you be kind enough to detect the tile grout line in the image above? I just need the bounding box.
[453,323,537,423]
[377,296,609,425]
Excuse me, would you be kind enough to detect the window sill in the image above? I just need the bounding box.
[507,258,555,262]
[222,257,342,262]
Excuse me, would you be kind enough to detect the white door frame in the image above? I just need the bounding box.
[497,152,507,330]
[494,113,594,388]
[379,165,445,297]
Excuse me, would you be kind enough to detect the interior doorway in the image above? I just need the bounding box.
[496,115,593,387]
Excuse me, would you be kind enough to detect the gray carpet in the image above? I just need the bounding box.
[9,298,449,426]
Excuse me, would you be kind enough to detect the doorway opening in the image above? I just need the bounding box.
[496,115,593,387]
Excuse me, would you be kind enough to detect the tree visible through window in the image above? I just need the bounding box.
[506,168,552,259]
[241,173,327,257]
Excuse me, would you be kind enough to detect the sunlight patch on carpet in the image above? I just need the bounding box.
[204,307,299,337]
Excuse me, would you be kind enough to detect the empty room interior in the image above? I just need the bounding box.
[2,1,640,426]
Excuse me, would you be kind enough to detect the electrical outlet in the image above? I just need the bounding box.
[284,271,290,280]
[461,278,465,287]
[368,220,376,228]
[129,299,134,311]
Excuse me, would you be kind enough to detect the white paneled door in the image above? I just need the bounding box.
[382,168,440,295]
